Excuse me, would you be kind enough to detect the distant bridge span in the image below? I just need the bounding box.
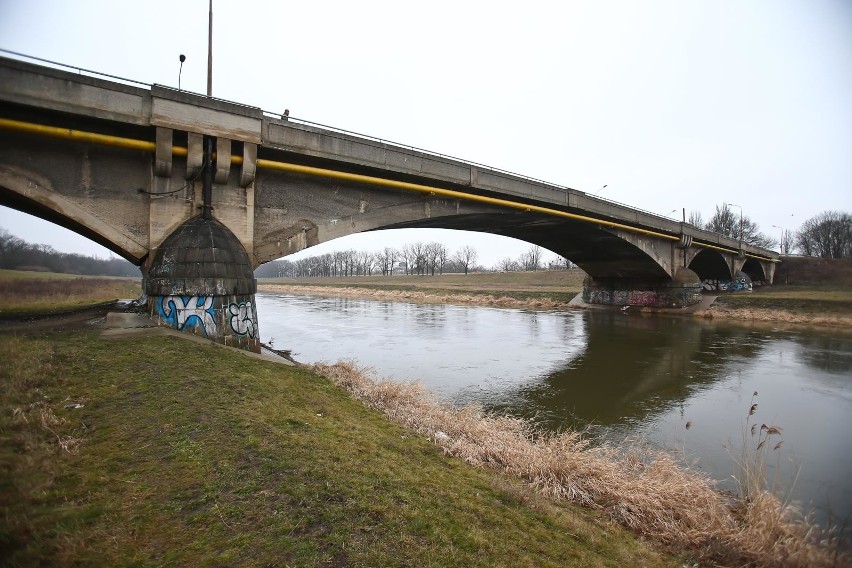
[0,56,778,351]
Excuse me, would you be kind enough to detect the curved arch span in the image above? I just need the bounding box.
[740,258,767,282]
[688,249,732,281]
[0,176,147,264]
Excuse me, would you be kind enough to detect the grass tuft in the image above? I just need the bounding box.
[312,360,847,567]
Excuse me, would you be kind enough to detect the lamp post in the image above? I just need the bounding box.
[772,225,788,255]
[726,203,743,250]
[592,184,608,195]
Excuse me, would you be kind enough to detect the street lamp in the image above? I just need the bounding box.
[726,203,743,249]
[772,225,788,255]
[592,184,608,195]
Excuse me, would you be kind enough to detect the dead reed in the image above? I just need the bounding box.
[311,360,845,567]
[0,276,140,314]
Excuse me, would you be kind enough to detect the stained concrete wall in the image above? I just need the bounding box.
[0,55,779,285]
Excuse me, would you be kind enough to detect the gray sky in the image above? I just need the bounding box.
[1,0,850,267]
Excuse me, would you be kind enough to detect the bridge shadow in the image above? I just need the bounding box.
[462,312,771,434]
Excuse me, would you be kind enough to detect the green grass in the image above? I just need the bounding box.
[716,284,852,316]
[0,331,679,567]
[0,269,141,318]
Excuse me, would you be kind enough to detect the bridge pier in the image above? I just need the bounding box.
[144,216,260,352]
[582,268,703,309]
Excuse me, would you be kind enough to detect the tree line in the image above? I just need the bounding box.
[254,242,577,278]
[255,243,484,278]
[689,206,851,259]
[0,229,141,276]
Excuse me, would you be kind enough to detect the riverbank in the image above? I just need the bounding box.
[0,269,141,319]
[259,263,852,328]
[2,322,843,566]
[1,272,846,564]
[1,327,679,566]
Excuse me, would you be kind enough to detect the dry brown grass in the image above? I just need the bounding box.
[0,274,140,316]
[311,361,846,567]
[262,284,574,310]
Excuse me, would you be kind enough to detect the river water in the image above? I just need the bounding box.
[256,291,852,528]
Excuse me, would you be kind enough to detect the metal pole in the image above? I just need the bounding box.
[773,225,787,255]
[202,135,214,220]
[207,0,213,97]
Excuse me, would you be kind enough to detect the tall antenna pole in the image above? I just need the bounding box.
[206,0,213,97]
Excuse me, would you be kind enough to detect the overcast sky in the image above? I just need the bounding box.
[1,0,850,267]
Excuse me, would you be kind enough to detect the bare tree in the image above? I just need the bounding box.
[780,230,794,256]
[518,244,543,271]
[376,247,398,275]
[705,204,776,249]
[402,242,428,275]
[497,257,519,272]
[687,210,704,228]
[795,211,852,258]
[436,243,449,274]
[551,255,575,270]
[453,245,478,275]
[424,242,441,276]
[356,250,374,275]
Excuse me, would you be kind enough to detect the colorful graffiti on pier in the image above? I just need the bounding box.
[583,286,702,308]
[702,276,752,292]
[158,295,218,337]
[228,301,258,339]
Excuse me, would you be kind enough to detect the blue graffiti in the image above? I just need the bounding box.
[158,295,217,337]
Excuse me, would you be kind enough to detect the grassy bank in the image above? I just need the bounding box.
[0,269,141,319]
[1,330,679,566]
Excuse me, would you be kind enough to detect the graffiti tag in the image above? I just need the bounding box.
[228,301,258,339]
[159,295,217,337]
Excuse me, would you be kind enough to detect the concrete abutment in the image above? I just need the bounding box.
[582,268,703,308]
[144,216,260,352]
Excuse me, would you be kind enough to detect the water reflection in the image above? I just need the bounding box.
[795,334,852,375]
[256,292,852,526]
[471,314,771,432]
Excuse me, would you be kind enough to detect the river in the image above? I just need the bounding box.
[256,291,852,528]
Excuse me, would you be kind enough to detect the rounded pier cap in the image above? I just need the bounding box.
[145,216,256,296]
[673,267,701,285]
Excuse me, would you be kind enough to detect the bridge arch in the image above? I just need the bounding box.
[687,249,732,281]
[255,192,676,281]
[0,172,147,264]
[740,258,767,283]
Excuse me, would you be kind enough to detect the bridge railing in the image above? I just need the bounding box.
[1,48,760,252]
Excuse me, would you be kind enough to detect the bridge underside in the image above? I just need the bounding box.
[375,212,671,280]
[0,55,781,353]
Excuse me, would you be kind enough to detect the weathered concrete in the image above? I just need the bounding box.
[0,55,781,334]
[102,310,291,365]
[145,216,260,352]
[582,268,703,308]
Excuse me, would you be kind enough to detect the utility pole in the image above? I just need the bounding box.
[207,0,213,97]
[202,0,214,220]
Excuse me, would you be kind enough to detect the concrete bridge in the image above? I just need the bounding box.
[0,56,778,352]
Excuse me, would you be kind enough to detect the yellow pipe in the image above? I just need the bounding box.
[0,117,157,153]
[0,117,777,261]
[255,158,681,242]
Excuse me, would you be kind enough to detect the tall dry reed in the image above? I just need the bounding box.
[311,360,845,567]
